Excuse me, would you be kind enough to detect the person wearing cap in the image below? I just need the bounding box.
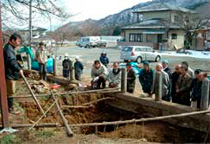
[139,61,154,96]
[36,42,48,80]
[181,61,194,78]
[99,52,109,67]
[74,56,84,81]
[127,63,136,93]
[162,59,172,78]
[152,64,170,101]
[91,60,108,89]
[62,53,72,80]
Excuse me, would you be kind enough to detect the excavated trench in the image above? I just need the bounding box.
[16,92,210,143]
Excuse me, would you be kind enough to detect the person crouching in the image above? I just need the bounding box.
[108,62,121,88]
[91,60,108,89]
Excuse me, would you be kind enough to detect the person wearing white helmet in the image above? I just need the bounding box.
[74,56,84,81]
[62,53,72,80]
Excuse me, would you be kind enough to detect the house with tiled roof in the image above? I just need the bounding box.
[120,3,197,50]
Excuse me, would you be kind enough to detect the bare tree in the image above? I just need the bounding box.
[2,0,70,29]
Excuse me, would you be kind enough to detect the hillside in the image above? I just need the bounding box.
[56,0,210,39]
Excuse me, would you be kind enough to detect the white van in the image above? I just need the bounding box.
[77,36,100,48]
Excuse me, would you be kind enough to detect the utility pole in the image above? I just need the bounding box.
[28,0,32,70]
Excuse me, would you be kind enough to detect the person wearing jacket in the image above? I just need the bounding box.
[127,63,136,93]
[139,61,154,96]
[74,56,84,81]
[182,61,194,78]
[190,69,203,108]
[152,64,170,101]
[176,66,192,106]
[91,60,108,89]
[36,42,47,80]
[99,52,109,67]
[62,53,72,80]
[171,64,182,103]
[108,62,121,88]
[162,59,172,78]
[4,33,23,114]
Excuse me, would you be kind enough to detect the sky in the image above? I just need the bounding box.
[61,0,151,21]
[44,0,151,30]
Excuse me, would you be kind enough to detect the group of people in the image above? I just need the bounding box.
[139,60,209,109]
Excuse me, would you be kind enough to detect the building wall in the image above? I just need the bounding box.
[123,29,185,50]
[142,11,171,21]
[168,30,185,50]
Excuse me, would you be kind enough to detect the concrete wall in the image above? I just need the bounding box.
[168,30,185,50]
[106,93,210,132]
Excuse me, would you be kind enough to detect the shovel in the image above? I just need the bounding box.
[21,73,46,117]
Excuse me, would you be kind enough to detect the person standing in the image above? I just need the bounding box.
[62,53,72,80]
[74,56,84,81]
[108,62,121,88]
[91,60,108,89]
[176,66,192,106]
[36,42,47,80]
[4,33,23,113]
[127,63,136,93]
[171,64,182,103]
[191,69,203,109]
[182,61,194,78]
[162,59,172,78]
[152,64,170,101]
[139,61,154,96]
[100,52,109,67]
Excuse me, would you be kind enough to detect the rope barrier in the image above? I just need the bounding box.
[69,109,210,127]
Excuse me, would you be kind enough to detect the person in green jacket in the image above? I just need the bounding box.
[139,61,154,96]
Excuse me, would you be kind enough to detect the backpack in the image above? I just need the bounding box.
[63,59,70,69]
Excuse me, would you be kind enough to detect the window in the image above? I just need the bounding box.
[172,33,178,40]
[174,16,178,22]
[129,33,143,42]
[122,47,133,52]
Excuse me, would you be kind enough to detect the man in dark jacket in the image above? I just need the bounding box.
[191,69,203,108]
[99,52,109,67]
[127,63,136,93]
[176,66,192,106]
[74,56,84,81]
[139,61,154,96]
[4,33,23,113]
[62,53,72,80]
[171,64,181,103]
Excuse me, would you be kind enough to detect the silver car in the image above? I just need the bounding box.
[120,46,161,63]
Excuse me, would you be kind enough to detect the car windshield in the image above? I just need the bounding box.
[122,47,133,52]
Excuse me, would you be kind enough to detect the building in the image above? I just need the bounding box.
[19,26,48,43]
[120,3,196,50]
[192,28,210,50]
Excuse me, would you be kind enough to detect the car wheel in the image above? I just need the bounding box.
[155,56,161,62]
[136,57,142,64]
[124,60,128,63]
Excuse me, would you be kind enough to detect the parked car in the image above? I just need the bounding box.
[120,46,161,64]
[77,36,100,48]
[96,40,107,47]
